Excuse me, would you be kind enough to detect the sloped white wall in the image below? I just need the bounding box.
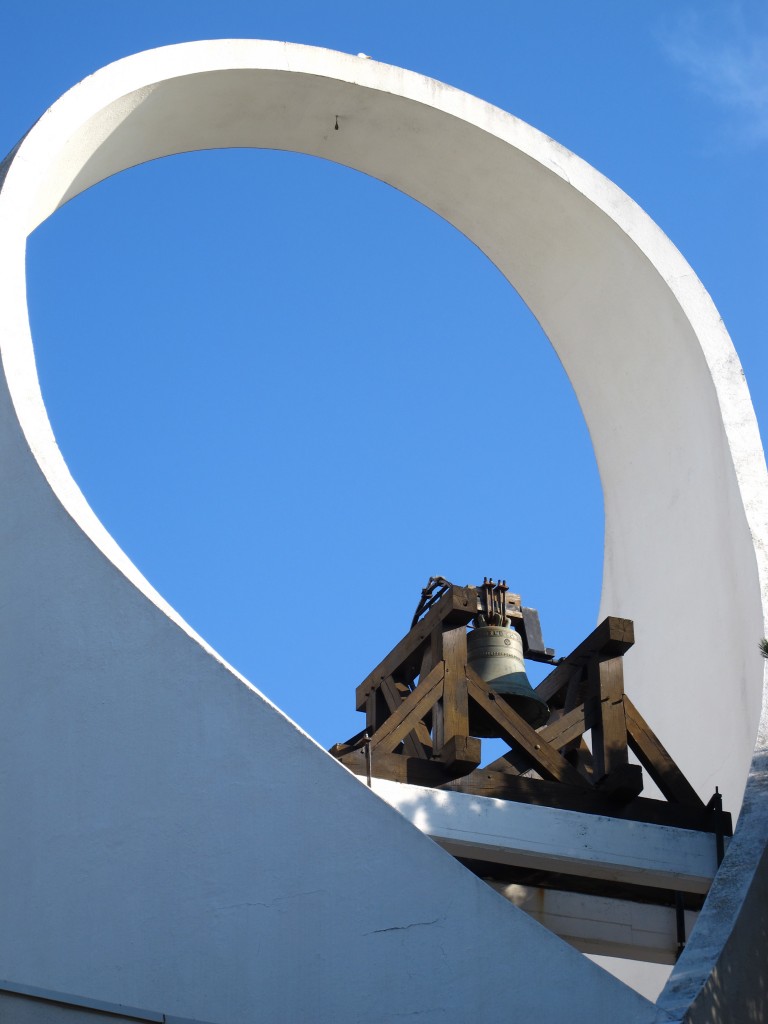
[0,371,664,1024]
[0,41,765,1022]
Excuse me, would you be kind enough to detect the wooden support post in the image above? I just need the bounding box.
[365,689,385,737]
[590,656,629,780]
[587,655,644,801]
[433,625,480,771]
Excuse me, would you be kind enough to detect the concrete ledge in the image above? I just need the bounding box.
[372,778,723,894]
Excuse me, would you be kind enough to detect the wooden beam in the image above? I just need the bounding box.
[466,669,589,788]
[368,663,444,755]
[328,726,368,759]
[487,882,699,965]
[624,695,705,809]
[566,737,595,780]
[535,617,635,709]
[334,750,733,836]
[356,586,476,710]
[541,703,592,750]
[595,763,644,802]
[535,661,581,708]
[336,748,462,785]
[371,778,722,894]
[441,770,731,834]
[365,689,385,737]
[478,751,525,776]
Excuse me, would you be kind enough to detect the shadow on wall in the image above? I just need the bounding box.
[685,843,768,1024]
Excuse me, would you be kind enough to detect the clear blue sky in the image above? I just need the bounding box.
[1,1,765,747]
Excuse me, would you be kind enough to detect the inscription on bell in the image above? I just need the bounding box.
[466,622,550,729]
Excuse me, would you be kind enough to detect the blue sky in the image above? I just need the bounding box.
[1,1,765,747]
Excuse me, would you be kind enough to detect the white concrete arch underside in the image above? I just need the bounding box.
[0,40,766,1023]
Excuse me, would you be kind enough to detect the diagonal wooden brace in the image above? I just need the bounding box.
[483,702,593,775]
[368,663,445,756]
[379,675,432,759]
[625,695,705,809]
[535,617,635,708]
[466,669,590,788]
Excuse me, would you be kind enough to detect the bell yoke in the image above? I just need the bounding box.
[467,578,550,733]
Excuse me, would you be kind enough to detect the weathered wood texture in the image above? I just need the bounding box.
[591,656,629,779]
[624,695,705,808]
[355,586,476,710]
[380,674,431,758]
[536,617,635,708]
[368,663,444,755]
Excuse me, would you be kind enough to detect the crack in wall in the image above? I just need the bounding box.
[365,918,441,935]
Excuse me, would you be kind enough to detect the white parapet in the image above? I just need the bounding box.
[371,778,722,894]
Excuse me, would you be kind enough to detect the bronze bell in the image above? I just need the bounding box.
[467,624,550,735]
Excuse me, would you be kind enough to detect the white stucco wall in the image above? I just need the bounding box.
[0,41,765,1022]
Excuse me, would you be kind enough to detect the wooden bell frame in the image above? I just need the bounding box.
[330,582,730,839]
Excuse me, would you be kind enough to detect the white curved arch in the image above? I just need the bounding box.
[0,41,766,1020]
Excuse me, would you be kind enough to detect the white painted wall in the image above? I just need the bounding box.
[0,41,765,1021]
[487,884,699,966]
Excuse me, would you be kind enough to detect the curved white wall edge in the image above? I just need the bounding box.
[0,40,766,1021]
